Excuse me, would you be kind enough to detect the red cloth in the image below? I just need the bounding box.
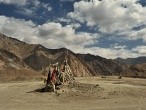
[51,69,56,83]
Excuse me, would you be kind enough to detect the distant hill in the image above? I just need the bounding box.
[0,33,146,80]
[115,57,146,65]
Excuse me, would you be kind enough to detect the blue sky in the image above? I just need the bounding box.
[0,0,146,59]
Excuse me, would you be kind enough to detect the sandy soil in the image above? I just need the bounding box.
[0,76,146,110]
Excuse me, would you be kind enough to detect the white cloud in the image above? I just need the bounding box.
[0,15,99,50]
[57,18,81,29]
[0,15,145,59]
[117,27,146,42]
[37,22,98,48]
[42,3,52,12]
[132,46,146,56]
[57,18,72,24]
[0,0,52,17]
[70,23,81,29]
[0,0,27,6]
[0,0,41,7]
[47,7,52,11]
[68,0,146,33]
[110,43,127,50]
[0,16,36,42]
[16,7,37,17]
[71,46,139,59]
[32,0,40,7]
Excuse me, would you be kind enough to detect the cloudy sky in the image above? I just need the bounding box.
[0,0,146,59]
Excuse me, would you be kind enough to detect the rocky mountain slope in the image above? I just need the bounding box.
[0,33,146,79]
[0,48,42,82]
[0,33,36,59]
[0,49,28,69]
[77,54,127,76]
[115,57,146,65]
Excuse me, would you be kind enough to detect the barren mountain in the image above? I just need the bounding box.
[0,33,146,79]
[0,49,29,69]
[77,54,127,76]
[0,33,92,77]
[0,49,42,82]
[23,46,92,77]
[115,57,146,65]
[0,33,36,58]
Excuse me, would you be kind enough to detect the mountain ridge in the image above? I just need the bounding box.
[0,33,146,79]
[115,57,146,65]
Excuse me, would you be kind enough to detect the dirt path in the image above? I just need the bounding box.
[0,77,146,110]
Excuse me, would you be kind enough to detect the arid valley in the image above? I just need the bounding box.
[0,77,146,110]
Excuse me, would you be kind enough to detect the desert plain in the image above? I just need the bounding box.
[0,76,146,110]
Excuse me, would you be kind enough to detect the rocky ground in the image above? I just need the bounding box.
[0,76,146,110]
